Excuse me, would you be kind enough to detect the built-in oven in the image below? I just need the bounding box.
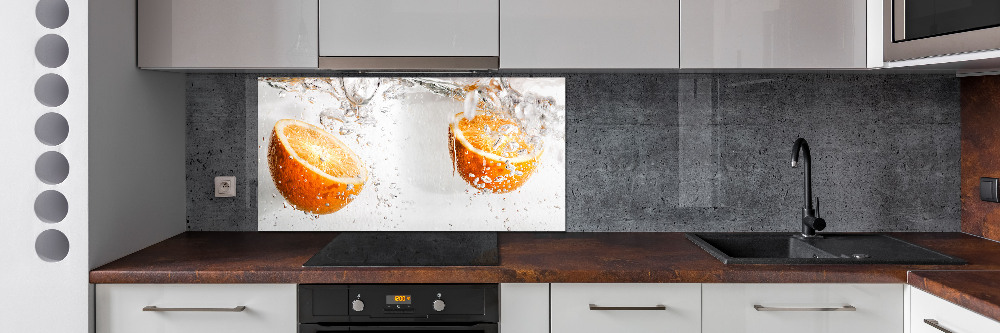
[884,0,1000,61]
[299,284,498,333]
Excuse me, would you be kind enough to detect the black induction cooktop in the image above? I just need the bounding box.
[303,232,499,267]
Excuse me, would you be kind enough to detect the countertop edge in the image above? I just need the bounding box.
[908,270,1000,324]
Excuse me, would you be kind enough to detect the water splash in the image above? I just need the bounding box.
[405,77,562,155]
[262,77,563,154]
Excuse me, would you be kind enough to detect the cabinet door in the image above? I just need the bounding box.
[681,0,868,68]
[911,287,1000,333]
[500,284,549,333]
[138,0,318,69]
[501,0,680,68]
[551,283,700,333]
[96,284,297,333]
[319,0,499,57]
[702,283,903,333]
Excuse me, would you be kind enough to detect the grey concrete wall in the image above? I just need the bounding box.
[186,73,960,232]
[186,74,258,230]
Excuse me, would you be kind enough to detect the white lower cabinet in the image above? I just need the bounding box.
[551,283,702,333]
[96,284,297,333]
[702,283,903,333]
[500,283,550,333]
[99,282,1000,333]
[910,287,1000,333]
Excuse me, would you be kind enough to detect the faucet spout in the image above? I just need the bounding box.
[791,138,825,237]
[791,138,812,210]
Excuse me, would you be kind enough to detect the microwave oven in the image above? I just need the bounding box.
[884,0,1000,62]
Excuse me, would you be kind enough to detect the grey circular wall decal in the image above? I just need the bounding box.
[35,229,69,262]
[34,73,69,107]
[36,151,69,185]
[36,0,69,29]
[35,34,69,68]
[35,112,69,146]
[34,190,68,223]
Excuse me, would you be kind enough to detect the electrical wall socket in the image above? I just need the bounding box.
[215,176,236,197]
[981,177,999,202]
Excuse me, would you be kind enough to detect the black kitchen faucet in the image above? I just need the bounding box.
[791,138,826,238]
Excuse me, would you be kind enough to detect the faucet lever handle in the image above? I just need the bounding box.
[815,197,820,218]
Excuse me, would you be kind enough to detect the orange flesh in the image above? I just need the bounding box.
[282,123,364,179]
[268,119,365,215]
[455,113,533,159]
[450,112,542,193]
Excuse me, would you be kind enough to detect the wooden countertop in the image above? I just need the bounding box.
[91,231,1000,284]
[90,232,1000,322]
[908,270,1000,323]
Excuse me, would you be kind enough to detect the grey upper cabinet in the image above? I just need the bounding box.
[317,0,500,70]
[319,0,499,57]
[135,0,882,70]
[500,0,680,69]
[138,0,318,69]
[681,0,874,69]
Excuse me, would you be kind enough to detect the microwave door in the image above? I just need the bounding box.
[884,0,1000,61]
[896,0,1000,42]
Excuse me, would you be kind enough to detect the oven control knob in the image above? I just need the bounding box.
[432,299,446,312]
[352,299,365,312]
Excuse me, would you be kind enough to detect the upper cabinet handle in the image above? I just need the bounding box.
[143,306,247,312]
[753,305,856,312]
[924,319,955,333]
[589,304,666,311]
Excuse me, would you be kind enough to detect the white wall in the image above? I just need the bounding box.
[88,0,186,270]
[0,0,90,331]
[0,0,185,331]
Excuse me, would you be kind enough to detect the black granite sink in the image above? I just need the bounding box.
[686,233,966,265]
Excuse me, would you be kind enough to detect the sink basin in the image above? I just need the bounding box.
[686,233,966,265]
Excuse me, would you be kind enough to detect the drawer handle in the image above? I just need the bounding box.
[589,304,667,311]
[143,306,247,312]
[924,319,955,333]
[753,305,856,312]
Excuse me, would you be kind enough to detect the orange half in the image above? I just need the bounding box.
[448,112,542,193]
[268,119,366,214]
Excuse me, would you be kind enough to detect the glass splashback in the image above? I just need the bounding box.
[257,77,566,231]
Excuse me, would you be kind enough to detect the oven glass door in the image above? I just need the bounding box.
[349,327,495,332]
[901,0,1000,41]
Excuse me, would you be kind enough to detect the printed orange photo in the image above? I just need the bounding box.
[257,77,566,231]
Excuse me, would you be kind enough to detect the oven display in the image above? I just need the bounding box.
[386,295,412,304]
